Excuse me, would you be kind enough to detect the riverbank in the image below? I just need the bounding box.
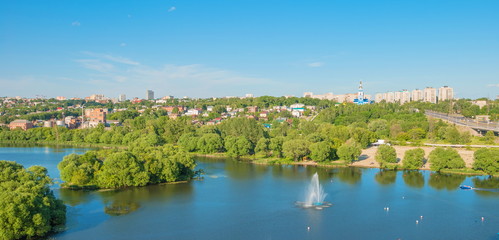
[195,146,496,177]
[0,140,125,149]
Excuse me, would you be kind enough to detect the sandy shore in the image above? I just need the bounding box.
[353,146,475,170]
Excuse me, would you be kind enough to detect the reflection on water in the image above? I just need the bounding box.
[105,202,140,216]
[428,173,465,190]
[472,177,499,197]
[60,182,194,216]
[402,171,425,188]
[59,189,94,207]
[331,167,362,185]
[374,170,397,185]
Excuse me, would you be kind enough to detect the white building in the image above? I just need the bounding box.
[400,90,411,104]
[411,89,423,101]
[438,86,454,102]
[424,87,437,104]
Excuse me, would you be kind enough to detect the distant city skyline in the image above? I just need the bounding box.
[1,1,498,99]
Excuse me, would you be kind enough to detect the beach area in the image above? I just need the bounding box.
[352,145,475,170]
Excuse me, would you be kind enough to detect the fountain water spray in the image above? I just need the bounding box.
[296,173,332,209]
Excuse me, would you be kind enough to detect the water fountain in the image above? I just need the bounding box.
[296,173,332,209]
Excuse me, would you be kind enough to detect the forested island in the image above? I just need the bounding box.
[58,145,196,189]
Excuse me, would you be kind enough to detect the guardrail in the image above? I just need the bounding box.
[425,110,499,133]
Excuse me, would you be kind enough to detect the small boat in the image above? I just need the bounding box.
[459,185,473,190]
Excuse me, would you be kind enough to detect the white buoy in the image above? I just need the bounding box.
[420,216,423,219]
[416,220,419,224]
[387,207,390,211]
[481,217,485,221]
[307,226,311,231]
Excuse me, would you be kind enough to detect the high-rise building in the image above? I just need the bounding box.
[411,89,423,101]
[394,91,402,102]
[375,93,383,102]
[424,87,437,103]
[400,90,411,104]
[386,92,395,103]
[146,90,154,100]
[438,86,454,102]
[118,94,126,102]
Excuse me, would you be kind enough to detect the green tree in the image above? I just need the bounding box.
[97,152,150,188]
[282,139,310,161]
[472,148,499,176]
[196,133,224,153]
[255,137,270,156]
[309,141,335,162]
[225,136,252,158]
[0,161,66,240]
[402,148,425,170]
[337,142,362,165]
[178,133,199,152]
[375,145,397,168]
[269,137,284,158]
[429,147,465,172]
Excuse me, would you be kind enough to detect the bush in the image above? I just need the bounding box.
[375,145,397,168]
[402,148,425,170]
[429,147,465,172]
[309,141,336,162]
[337,142,362,165]
[472,148,499,176]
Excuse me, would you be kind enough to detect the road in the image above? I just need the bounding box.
[425,110,499,134]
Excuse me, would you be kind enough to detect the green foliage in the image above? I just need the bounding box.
[375,145,397,168]
[255,137,270,156]
[97,152,150,188]
[309,141,336,162]
[58,146,196,189]
[429,147,465,172]
[218,117,265,145]
[282,139,310,161]
[0,161,66,240]
[472,148,499,176]
[197,133,224,153]
[269,137,284,158]
[178,133,199,152]
[337,142,362,164]
[225,136,252,158]
[402,148,425,170]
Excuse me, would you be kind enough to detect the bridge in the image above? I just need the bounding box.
[425,110,499,135]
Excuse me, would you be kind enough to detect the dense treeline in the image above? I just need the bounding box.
[58,145,196,189]
[1,102,497,175]
[0,161,66,240]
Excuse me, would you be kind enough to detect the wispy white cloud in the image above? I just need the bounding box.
[120,43,127,47]
[82,51,140,65]
[487,83,499,87]
[75,59,114,72]
[168,6,176,12]
[71,21,81,26]
[307,62,324,67]
[72,52,276,97]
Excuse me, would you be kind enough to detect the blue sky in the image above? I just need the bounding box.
[1,0,498,99]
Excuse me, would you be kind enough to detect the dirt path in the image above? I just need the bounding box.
[353,146,475,170]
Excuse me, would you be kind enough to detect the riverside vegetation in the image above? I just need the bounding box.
[1,100,497,176]
[0,161,66,240]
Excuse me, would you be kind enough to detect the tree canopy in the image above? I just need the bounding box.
[0,161,66,240]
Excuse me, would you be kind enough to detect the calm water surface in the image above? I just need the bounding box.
[1,146,498,240]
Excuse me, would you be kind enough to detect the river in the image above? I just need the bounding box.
[1,146,498,240]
